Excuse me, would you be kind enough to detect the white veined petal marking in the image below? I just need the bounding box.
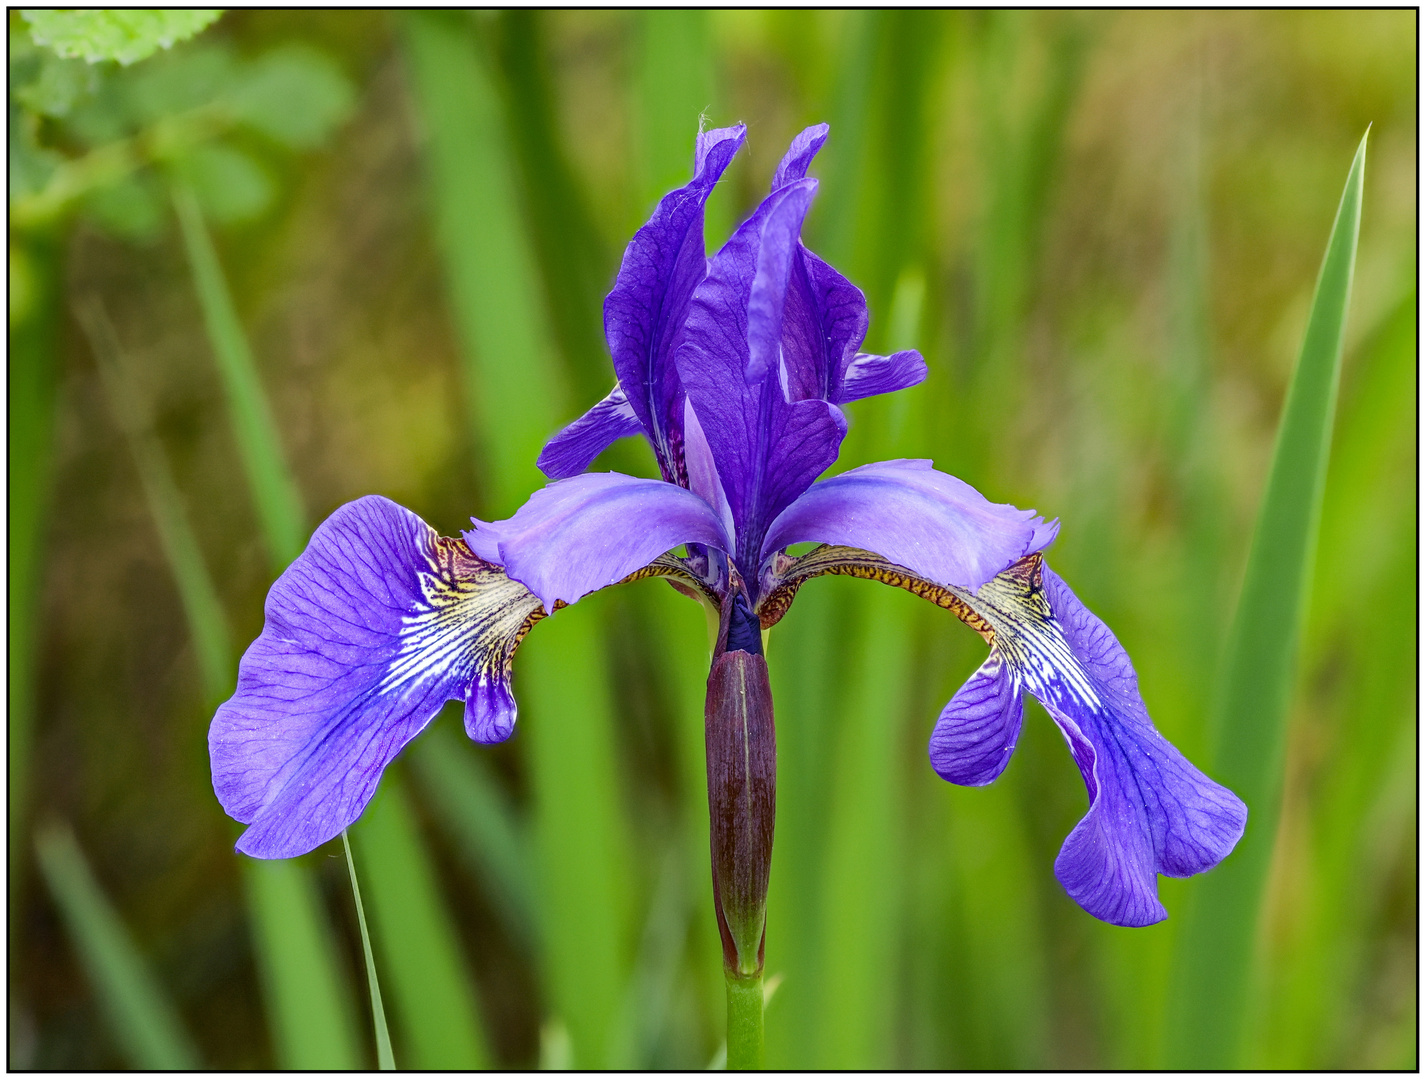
[380,537,542,697]
[948,563,1102,713]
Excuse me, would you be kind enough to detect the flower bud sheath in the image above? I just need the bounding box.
[705,591,776,978]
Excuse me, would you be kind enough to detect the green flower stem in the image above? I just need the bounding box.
[725,971,764,1070]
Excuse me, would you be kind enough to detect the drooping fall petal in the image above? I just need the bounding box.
[210,496,541,859]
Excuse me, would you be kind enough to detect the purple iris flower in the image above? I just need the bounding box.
[209,122,1244,963]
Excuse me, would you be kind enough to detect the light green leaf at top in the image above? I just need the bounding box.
[22,9,223,66]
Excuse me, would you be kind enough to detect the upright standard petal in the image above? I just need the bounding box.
[537,384,644,480]
[770,122,829,190]
[835,349,929,403]
[598,123,746,482]
[209,496,542,859]
[677,180,848,575]
[781,245,928,406]
[761,459,1057,592]
[465,471,733,613]
[946,558,1248,926]
[745,180,819,386]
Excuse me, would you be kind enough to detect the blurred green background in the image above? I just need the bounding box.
[8,9,1415,1070]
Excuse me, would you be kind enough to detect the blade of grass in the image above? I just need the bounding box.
[402,12,637,1066]
[488,10,611,405]
[1163,130,1367,1068]
[176,161,491,1067]
[78,298,235,704]
[400,9,565,516]
[518,593,634,1069]
[960,12,1086,486]
[242,860,363,1069]
[77,299,364,1068]
[813,588,915,1067]
[351,772,489,1067]
[408,710,538,954]
[344,830,396,1071]
[1256,290,1415,1066]
[10,238,62,889]
[171,180,306,569]
[35,822,201,1069]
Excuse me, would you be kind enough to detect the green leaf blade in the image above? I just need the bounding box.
[35,823,201,1069]
[243,859,363,1069]
[1165,130,1368,1068]
[171,183,306,570]
[351,773,491,1069]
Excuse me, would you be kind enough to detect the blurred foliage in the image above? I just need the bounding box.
[7,9,1415,1070]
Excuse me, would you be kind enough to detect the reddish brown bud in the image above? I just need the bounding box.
[705,631,776,978]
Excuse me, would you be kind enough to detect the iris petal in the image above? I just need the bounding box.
[835,350,929,403]
[466,471,732,613]
[761,459,1056,592]
[599,123,746,481]
[678,183,848,571]
[209,496,541,859]
[770,122,829,190]
[929,652,1024,786]
[955,559,1248,926]
[537,383,644,480]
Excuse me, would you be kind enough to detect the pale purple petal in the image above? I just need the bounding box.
[761,459,1057,591]
[835,349,929,403]
[537,384,643,480]
[942,559,1248,926]
[604,124,746,481]
[929,652,1024,786]
[465,471,732,613]
[770,123,829,190]
[1036,564,1248,925]
[209,496,541,859]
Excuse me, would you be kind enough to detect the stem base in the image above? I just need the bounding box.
[725,971,763,1070]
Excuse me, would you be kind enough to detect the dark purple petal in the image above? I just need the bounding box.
[929,652,1024,786]
[210,496,541,859]
[780,246,868,402]
[537,384,644,480]
[770,122,829,190]
[684,397,735,541]
[779,230,926,406]
[603,124,746,481]
[835,349,929,403]
[678,182,848,572]
[465,471,732,613]
[761,459,1057,591]
[746,180,818,386]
